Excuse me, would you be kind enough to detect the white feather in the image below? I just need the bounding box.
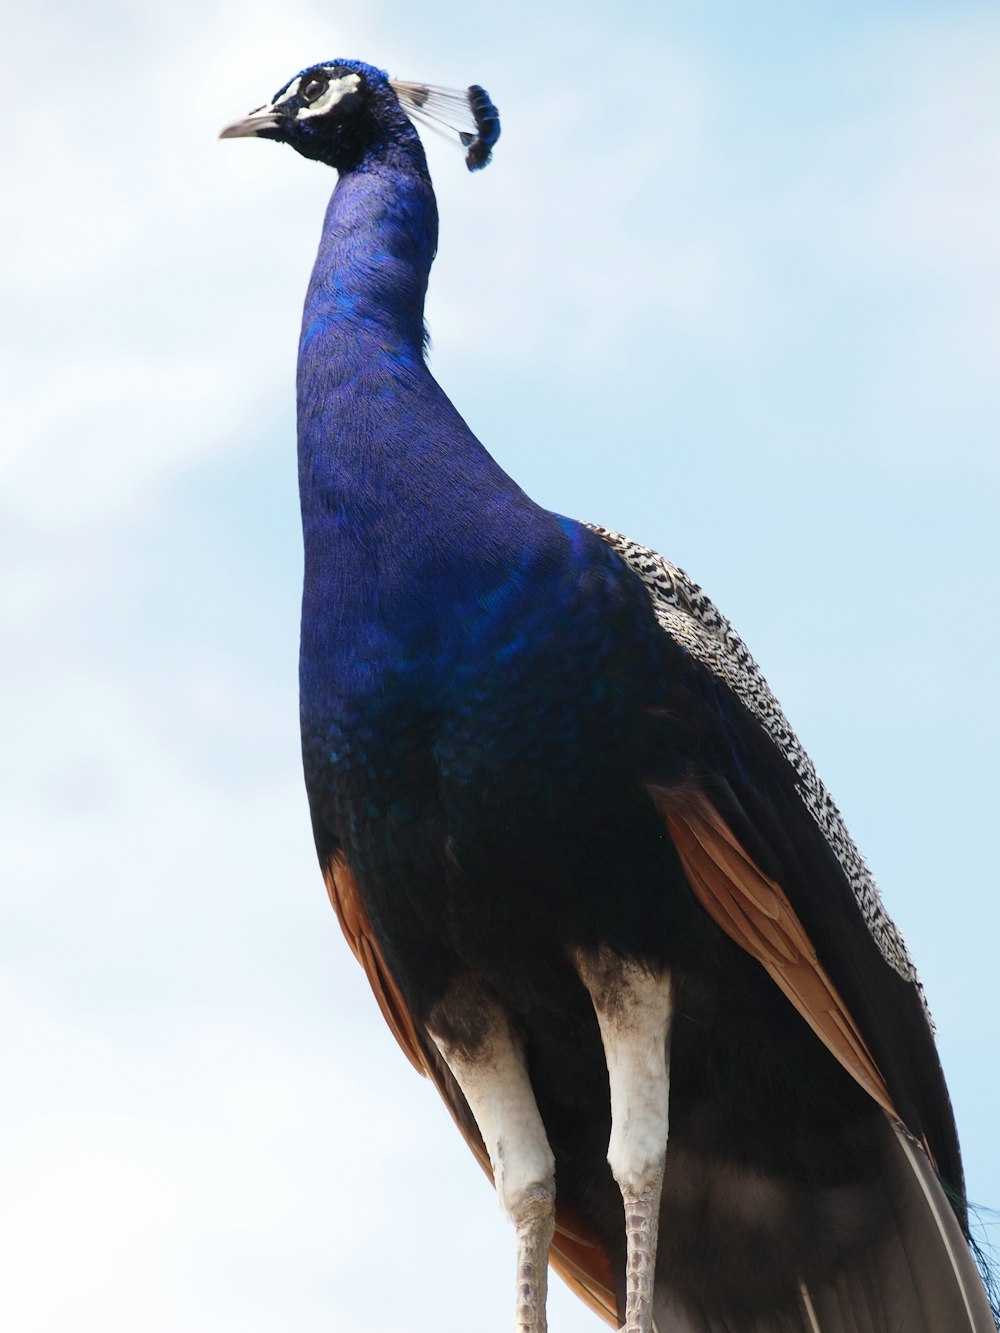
[895,1125,982,1331]
[390,80,483,152]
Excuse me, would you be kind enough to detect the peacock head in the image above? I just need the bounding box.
[219,58,499,174]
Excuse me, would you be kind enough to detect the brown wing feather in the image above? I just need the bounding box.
[323,851,622,1326]
[547,1232,619,1327]
[324,851,428,1073]
[651,788,901,1124]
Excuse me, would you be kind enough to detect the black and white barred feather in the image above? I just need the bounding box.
[587,523,920,988]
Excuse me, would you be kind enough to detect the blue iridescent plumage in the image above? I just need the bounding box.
[222,59,997,1333]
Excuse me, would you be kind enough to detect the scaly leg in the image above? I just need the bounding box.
[572,949,673,1333]
[427,978,556,1333]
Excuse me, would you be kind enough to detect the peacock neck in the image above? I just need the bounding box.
[300,153,436,364]
[295,156,559,705]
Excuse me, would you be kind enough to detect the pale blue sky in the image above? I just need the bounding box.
[2,2,998,1330]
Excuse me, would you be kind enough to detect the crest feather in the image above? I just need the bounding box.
[390,79,500,170]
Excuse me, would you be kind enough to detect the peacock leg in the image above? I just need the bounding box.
[427,979,556,1333]
[572,949,673,1333]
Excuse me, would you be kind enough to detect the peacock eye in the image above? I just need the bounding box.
[302,76,328,103]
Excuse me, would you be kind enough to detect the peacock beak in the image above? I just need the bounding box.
[218,103,283,139]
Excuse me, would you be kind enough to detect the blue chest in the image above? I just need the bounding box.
[293,148,693,1010]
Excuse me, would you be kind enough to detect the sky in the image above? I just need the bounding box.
[2,1,998,1329]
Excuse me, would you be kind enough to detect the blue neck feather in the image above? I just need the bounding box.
[296,137,565,709]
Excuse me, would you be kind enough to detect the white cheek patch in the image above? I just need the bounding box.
[273,76,301,106]
[297,72,362,119]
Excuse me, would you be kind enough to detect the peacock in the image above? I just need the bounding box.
[221,58,995,1332]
